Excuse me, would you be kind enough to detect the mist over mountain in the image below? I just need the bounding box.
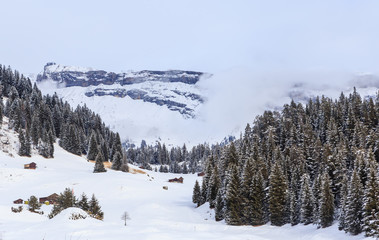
[36,63,378,148]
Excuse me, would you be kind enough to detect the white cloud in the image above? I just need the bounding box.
[3,0,379,145]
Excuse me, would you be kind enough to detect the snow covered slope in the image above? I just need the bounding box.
[36,63,212,147]
[0,144,373,240]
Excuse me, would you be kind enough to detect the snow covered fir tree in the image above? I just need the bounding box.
[194,89,379,238]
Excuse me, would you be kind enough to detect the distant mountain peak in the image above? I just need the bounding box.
[37,62,210,118]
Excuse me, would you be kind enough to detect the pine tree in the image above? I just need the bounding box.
[111,132,123,160]
[47,129,54,157]
[30,112,41,145]
[269,162,288,226]
[207,165,220,208]
[355,152,368,187]
[331,147,347,208]
[49,203,63,219]
[18,130,31,157]
[312,173,322,225]
[87,131,99,160]
[77,193,90,212]
[225,164,242,225]
[25,130,31,155]
[66,124,81,155]
[200,178,207,205]
[300,173,314,225]
[37,129,54,158]
[28,195,41,212]
[37,137,49,158]
[89,194,104,220]
[215,190,225,221]
[362,167,379,238]
[241,157,254,224]
[111,151,122,170]
[345,169,364,235]
[250,171,266,226]
[338,174,348,231]
[202,156,214,201]
[192,180,201,207]
[319,173,334,228]
[289,169,301,226]
[58,188,76,209]
[290,188,300,226]
[93,151,106,173]
[8,98,21,131]
[225,142,238,169]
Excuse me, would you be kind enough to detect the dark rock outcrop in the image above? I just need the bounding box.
[37,62,205,87]
[84,88,202,116]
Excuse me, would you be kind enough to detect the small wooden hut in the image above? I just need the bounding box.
[13,199,23,204]
[168,177,184,183]
[24,162,37,169]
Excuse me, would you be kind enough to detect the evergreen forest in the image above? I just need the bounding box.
[193,90,379,238]
[0,64,124,172]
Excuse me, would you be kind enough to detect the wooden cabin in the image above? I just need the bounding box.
[24,162,37,169]
[39,193,59,204]
[197,172,205,177]
[13,199,23,204]
[168,177,184,183]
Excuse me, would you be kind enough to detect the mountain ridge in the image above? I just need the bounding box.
[36,62,208,118]
[37,62,207,87]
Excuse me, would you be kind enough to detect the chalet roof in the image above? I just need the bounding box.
[48,193,59,198]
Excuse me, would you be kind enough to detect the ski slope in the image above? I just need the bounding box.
[0,145,373,240]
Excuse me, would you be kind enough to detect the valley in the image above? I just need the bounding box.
[0,145,367,240]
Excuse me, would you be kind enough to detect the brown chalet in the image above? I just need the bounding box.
[24,162,37,169]
[197,172,205,177]
[39,193,59,204]
[13,199,23,204]
[168,177,183,183]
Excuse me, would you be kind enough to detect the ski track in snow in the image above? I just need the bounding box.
[0,144,373,240]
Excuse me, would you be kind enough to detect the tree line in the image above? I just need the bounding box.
[126,141,212,174]
[193,89,379,238]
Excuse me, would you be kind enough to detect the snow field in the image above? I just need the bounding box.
[0,143,373,240]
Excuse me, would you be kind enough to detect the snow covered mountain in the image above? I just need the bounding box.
[37,62,208,118]
[286,75,379,104]
[36,63,216,147]
[36,63,379,147]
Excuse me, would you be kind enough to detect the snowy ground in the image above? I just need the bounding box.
[0,144,373,240]
[37,79,206,148]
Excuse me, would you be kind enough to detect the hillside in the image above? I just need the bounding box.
[0,142,370,240]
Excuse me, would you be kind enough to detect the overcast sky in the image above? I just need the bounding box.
[1,0,379,144]
[1,0,379,75]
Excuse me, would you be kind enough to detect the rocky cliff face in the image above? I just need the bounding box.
[37,62,204,87]
[37,63,208,117]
